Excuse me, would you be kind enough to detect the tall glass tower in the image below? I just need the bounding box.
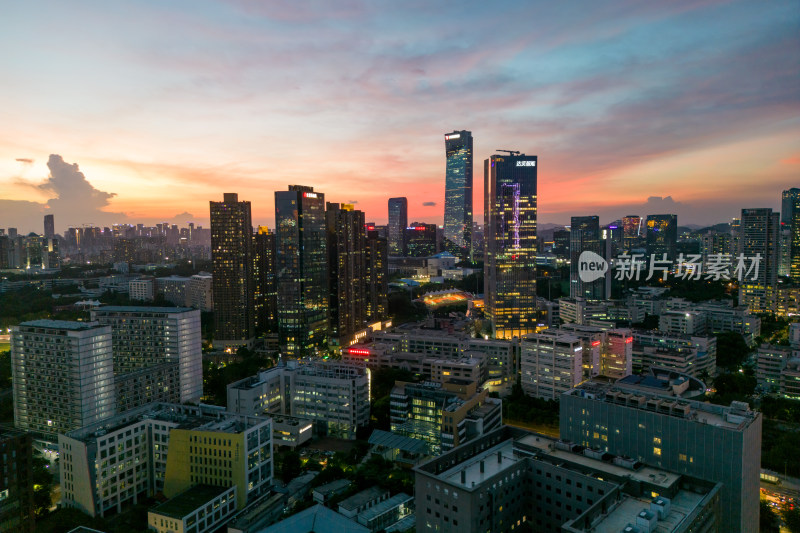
[484,152,538,339]
[444,130,473,259]
[388,197,408,256]
[275,185,329,356]
[570,215,610,300]
[645,214,678,260]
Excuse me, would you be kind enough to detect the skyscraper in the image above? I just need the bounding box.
[570,215,610,300]
[783,188,800,282]
[253,226,277,333]
[622,215,642,251]
[327,202,368,346]
[739,208,779,313]
[404,222,437,257]
[443,130,473,259]
[210,193,254,349]
[366,229,389,322]
[275,185,329,356]
[43,214,54,239]
[645,214,677,260]
[388,197,408,256]
[11,320,116,441]
[484,152,538,339]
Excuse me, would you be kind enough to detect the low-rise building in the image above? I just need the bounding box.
[227,362,369,440]
[338,487,390,519]
[312,480,352,504]
[59,403,272,518]
[148,485,237,533]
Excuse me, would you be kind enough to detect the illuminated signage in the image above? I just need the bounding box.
[407,226,427,231]
[591,341,601,347]
[516,161,536,167]
[625,337,634,344]
[303,192,318,199]
[445,134,461,140]
[348,348,370,355]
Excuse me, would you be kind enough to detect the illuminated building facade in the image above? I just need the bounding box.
[210,193,255,348]
[739,208,780,313]
[327,202,368,346]
[443,130,473,259]
[645,214,678,260]
[622,215,642,251]
[388,197,408,256]
[783,188,800,282]
[253,226,277,333]
[569,215,610,300]
[405,223,437,257]
[484,153,538,339]
[366,229,389,322]
[275,185,329,356]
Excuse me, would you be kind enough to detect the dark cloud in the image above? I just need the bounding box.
[422,201,436,207]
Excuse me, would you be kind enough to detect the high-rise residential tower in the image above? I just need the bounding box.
[645,214,678,260]
[443,130,473,260]
[388,197,408,256]
[570,215,610,300]
[739,208,780,313]
[11,320,115,441]
[275,185,329,356]
[253,226,277,333]
[484,152,538,339]
[91,306,203,403]
[210,193,254,349]
[326,203,368,346]
[365,229,389,322]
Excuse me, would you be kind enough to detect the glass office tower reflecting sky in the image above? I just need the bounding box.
[388,197,408,256]
[444,130,473,259]
[275,185,329,356]
[484,153,538,339]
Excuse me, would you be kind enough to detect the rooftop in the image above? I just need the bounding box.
[313,479,351,496]
[369,429,430,455]
[150,485,230,519]
[92,305,195,314]
[439,441,521,488]
[254,504,369,533]
[339,486,388,512]
[358,493,413,522]
[17,319,105,331]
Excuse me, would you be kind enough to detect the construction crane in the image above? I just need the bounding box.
[495,149,521,156]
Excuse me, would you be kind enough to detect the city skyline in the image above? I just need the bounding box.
[1,1,799,232]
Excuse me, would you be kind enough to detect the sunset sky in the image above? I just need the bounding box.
[1,0,798,234]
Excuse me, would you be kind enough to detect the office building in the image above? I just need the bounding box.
[405,222,437,257]
[443,130,473,259]
[645,214,678,260]
[783,188,800,282]
[622,215,642,251]
[388,197,408,256]
[228,361,369,440]
[43,214,55,239]
[128,278,154,302]
[561,377,761,532]
[739,208,780,313]
[569,215,610,300]
[414,426,722,533]
[366,229,389,322]
[390,380,501,454]
[11,320,115,441]
[210,193,255,348]
[253,226,277,333]
[275,185,329,356]
[59,403,272,518]
[148,485,237,533]
[327,203,368,345]
[552,228,570,259]
[520,330,583,400]
[187,272,213,311]
[0,428,34,533]
[91,306,203,403]
[632,331,716,379]
[155,275,190,306]
[484,152,538,339]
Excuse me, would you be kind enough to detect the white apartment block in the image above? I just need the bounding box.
[91,306,203,403]
[228,361,369,440]
[11,320,116,441]
[520,330,583,400]
[128,278,154,302]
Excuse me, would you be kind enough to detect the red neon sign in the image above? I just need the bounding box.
[591,341,601,347]
[348,348,370,355]
[625,337,633,344]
